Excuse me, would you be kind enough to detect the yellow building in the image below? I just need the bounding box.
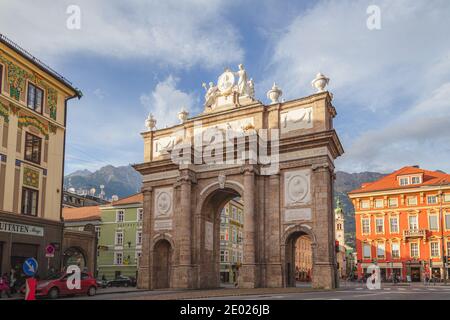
[0,34,81,276]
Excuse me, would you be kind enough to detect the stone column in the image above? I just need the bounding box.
[138,187,153,289]
[311,162,336,289]
[240,164,258,288]
[265,173,283,287]
[173,169,195,288]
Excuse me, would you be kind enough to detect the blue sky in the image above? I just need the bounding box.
[1,0,450,174]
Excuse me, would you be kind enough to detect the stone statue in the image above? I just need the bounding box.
[235,64,249,96]
[247,78,255,98]
[202,82,218,107]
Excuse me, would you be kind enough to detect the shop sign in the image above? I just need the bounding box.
[0,221,44,237]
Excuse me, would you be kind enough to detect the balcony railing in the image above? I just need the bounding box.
[403,229,427,241]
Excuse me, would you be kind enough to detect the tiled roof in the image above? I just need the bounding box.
[110,193,143,206]
[349,166,450,194]
[63,206,101,222]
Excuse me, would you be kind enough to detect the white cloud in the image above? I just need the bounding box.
[140,75,197,128]
[264,0,450,172]
[0,0,243,69]
[337,82,450,172]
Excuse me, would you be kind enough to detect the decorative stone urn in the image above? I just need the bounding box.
[178,107,189,124]
[266,83,282,104]
[311,73,330,93]
[145,113,156,131]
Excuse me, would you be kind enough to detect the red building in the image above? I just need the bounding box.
[349,166,450,282]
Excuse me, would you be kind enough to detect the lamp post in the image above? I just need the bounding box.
[439,180,447,284]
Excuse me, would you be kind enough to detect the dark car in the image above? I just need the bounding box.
[106,275,136,287]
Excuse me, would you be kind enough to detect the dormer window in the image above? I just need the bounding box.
[411,176,421,184]
[399,177,409,186]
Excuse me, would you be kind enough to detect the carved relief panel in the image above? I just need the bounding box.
[154,187,173,231]
[284,169,311,206]
[284,169,312,223]
[280,107,313,133]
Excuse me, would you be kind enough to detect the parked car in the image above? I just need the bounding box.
[21,272,97,299]
[96,279,108,288]
[106,275,136,287]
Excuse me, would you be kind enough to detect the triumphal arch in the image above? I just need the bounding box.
[134,66,344,290]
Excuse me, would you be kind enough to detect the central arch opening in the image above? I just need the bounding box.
[198,186,244,289]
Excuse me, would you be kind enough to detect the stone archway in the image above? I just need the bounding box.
[134,80,343,291]
[63,246,87,270]
[195,183,243,289]
[282,225,317,287]
[152,238,173,289]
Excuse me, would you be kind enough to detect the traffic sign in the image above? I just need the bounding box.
[23,257,38,276]
[45,244,55,258]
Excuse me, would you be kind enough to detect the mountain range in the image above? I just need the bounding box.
[64,165,386,248]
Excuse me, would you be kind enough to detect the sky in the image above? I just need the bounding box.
[1,0,450,174]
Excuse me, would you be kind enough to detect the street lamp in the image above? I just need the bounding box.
[439,180,448,284]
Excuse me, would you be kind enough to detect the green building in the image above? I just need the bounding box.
[97,193,143,280]
[219,198,244,284]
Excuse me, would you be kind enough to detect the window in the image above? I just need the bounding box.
[116,210,124,222]
[407,197,417,206]
[21,187,38,216]
[410,243,419,258]
[362,218,371,234]
[136,231,142,245]
[411,176,421,184]
[220,231,225,241]
[115,231,123,246]
[224,250,229,262]
[114,252,123,265]
[409,216,418,230]
[445,215,450,230]
[377,242,385,259]
[374,199,383,208]
[388,198,398,207]
[24,133,42,164]
[220,250,225,262]
[363,243,371,259]
[390,217,399,233]
[427,196,437,204]
[135,252,142,265]
[399,177,409,186]
[0,64,3,93]
[137,208,143,221]
[447,241,450,256]
[225,229,229,241]
[445,194,450,203]
[95,226,101,239]
[27,83,43,113]
[429,214,439,231]
[391,242,400,259]
[360,200,369,209]
[430,242,440,257]
[375,217,384,233]
[232,250,237,263]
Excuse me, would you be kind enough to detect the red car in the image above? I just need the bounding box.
[22,272,97,299]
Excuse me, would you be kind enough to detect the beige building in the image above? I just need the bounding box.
[0,34,81,276]
[294,235,312,281]
[219,198,244,283]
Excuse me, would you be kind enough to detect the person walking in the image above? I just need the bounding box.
[0,273,12,298]
[24,276,37,301]
[9,269,17,294]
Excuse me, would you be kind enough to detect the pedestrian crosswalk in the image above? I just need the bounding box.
[349,286,450,293]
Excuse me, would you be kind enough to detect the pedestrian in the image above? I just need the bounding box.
[0,273,12,298]
[24,276,37,301]
[9,269,16,294]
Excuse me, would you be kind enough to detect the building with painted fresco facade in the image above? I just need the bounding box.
[97,193,143,280]
[0,34,81,276]
[349,166,450,282]
[219,198,243,283]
